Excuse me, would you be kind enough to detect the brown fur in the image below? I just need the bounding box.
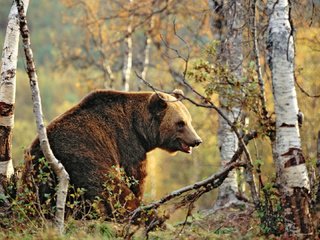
[27,90,201,218]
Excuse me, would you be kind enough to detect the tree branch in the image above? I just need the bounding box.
[295,76,320,98]
[250,0,268,117]
[125,160,246,235]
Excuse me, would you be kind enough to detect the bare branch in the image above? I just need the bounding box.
[125,160,246,235]
[250,0,268,117]
[110,0,171,45]
[295,77,320,98]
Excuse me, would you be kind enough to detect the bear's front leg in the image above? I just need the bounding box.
[100,173,162,226]
[100,171,141,220]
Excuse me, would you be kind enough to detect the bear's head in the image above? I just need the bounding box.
[148,89,202,154]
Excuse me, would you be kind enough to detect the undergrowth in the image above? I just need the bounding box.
[0,157,278,239]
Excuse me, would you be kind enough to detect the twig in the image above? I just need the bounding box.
[295,77,320,98]
[250,0,268,117]
[176,202,194,237]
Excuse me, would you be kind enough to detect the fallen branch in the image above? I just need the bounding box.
[125,160,245,236]
[16,0,69,234]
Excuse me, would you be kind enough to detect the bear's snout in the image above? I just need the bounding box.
[192,138,202,147]
[184,125,202,148]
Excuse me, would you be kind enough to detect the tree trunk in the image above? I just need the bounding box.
[215,108,241,209]
[141,32,151,82]
[137,22,153,91]
[103,61,115,89]
[0,0,29,179]
[210,0,246,209]
[16,0,69,234]
[122,0,133,91]
[137,6,155,91]
[267,0,314,236]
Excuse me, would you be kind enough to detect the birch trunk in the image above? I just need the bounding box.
[122,0,133,91]
[267,0,314,236]
[137,19,153,91]
[210,0,244,209]
[214,109,241,209]
[103,61,115,89]
[141,32,151,82]
[16,0,69,234]
[0,0,29,179]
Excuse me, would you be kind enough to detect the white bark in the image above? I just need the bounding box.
[137,10,154,91]
[212,0,244,209]
[267,0,313,235]
[103,61,115,89]
[267,0,309,192]
[16,0,69,234]
[141,35,151,81]
[0,160,14,178]
[141,13,154,81]
[1,1,29,106]
[122,0,133,91]
[215,108,240,208]
[0,0,29,178]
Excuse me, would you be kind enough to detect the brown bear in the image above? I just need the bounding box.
[27,89,202,220]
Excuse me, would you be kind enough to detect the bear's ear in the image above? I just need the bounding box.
[172,89,184,100]
[148,93,167,114]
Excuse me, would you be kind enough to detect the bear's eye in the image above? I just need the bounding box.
[177,121,185,129]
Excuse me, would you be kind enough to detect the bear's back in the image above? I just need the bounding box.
[29,90,153,198]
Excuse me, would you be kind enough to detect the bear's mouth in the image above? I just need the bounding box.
[179,140,193,154]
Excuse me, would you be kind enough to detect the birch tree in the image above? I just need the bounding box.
[209,0,245,209]
[16,0,69,234]
[267,0,314,236]
[0,0,29,180]
[122,0,133,91]
[137,11,154,91]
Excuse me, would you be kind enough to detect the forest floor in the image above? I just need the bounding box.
[149,206,265,240]
[0,205,273,240]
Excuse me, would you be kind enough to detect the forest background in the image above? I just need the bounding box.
[0,0,319,223]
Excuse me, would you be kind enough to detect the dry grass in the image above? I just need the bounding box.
[0,205,273,240]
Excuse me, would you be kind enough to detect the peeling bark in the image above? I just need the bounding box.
[16,0,69,234]
[267,0,314,236]
[0,0,29,179]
